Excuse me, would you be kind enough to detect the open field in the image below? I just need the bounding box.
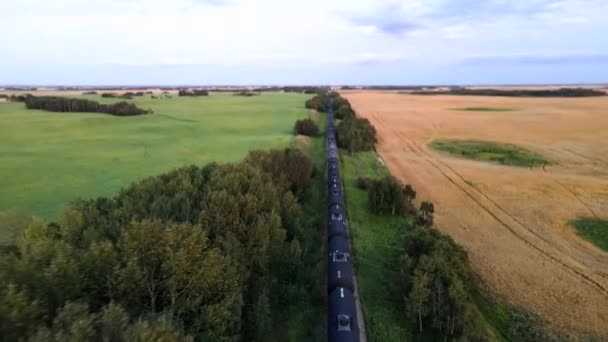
[343,91,608,336]
[0,92,310,220]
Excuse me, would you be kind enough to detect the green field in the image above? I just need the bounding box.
[453,107,516,112]
[430,139,549,167]
[0,92,310,220]
[341,151,412,341]
[570,217,608,252]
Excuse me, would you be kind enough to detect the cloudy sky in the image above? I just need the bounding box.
[1,0,607,85]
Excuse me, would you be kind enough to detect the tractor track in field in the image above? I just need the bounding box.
[400,136,608,295]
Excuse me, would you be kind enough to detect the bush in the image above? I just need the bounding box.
[294,118,319,136]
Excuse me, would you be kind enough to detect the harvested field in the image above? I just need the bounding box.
[343,91,608,336]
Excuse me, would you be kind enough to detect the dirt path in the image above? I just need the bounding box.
[343,91,608,336]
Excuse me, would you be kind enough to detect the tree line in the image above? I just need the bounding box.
[306,92,377,153]
[23,96,151,116]
[411,87,606,97]
[178,89,209,97]
[0,147,320,341]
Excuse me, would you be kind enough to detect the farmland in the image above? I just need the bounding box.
[0,92,311,220]
[343,90,608,336]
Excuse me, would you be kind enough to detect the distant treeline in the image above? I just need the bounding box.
[24,96,151,116]
[178,89,209,97]
[341,86,442,91]
[411,87,606,97]
[3,87,37,91]
[101,92,148,99]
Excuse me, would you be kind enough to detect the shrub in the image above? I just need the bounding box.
[294,118,319,136]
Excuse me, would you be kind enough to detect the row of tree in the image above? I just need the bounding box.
[178,89,209,97]
[412,87,606,97]
[306,92,377,153]
[0,148,317,341]
[24,96,151,116]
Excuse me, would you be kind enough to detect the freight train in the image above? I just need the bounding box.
[326,97,360,342]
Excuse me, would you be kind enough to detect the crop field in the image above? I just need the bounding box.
[0,92,310,220]
[343,91,608,335]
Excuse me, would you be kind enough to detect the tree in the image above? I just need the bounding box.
[418,201,435,227]
[294,118,319,136]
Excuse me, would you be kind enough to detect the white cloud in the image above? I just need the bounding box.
[0,0,607,84]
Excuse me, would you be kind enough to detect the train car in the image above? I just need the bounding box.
[328,183,344,207]
[329,203,345,221]
[328,287,359,342]
[328,218,348,239]
[328,168,340,182]
[328,160,339,172]
[328,251,354,292]
[329,234,349,253]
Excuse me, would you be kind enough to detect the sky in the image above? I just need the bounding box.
[1,0,607,85]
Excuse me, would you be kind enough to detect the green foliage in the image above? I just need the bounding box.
[400,226,476,338]
[25,96,151,116]
[0,92,310,220]
[178,89,208,97]
[336,116,377,153]
[430,139,549,167]
[570,217,608,251]
[368,176,416,216]
[294,118,319,136]
[417,201,435,227]
[0,148,316,340]
[0,210,32,246]
[335,104,355,120]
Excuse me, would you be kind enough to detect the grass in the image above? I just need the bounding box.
[0,92,310,221]
[570,217,608,252]
[430,139,549,167]
[340,151,412,341]
[340,150,511,341]
[452,107,516,112]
